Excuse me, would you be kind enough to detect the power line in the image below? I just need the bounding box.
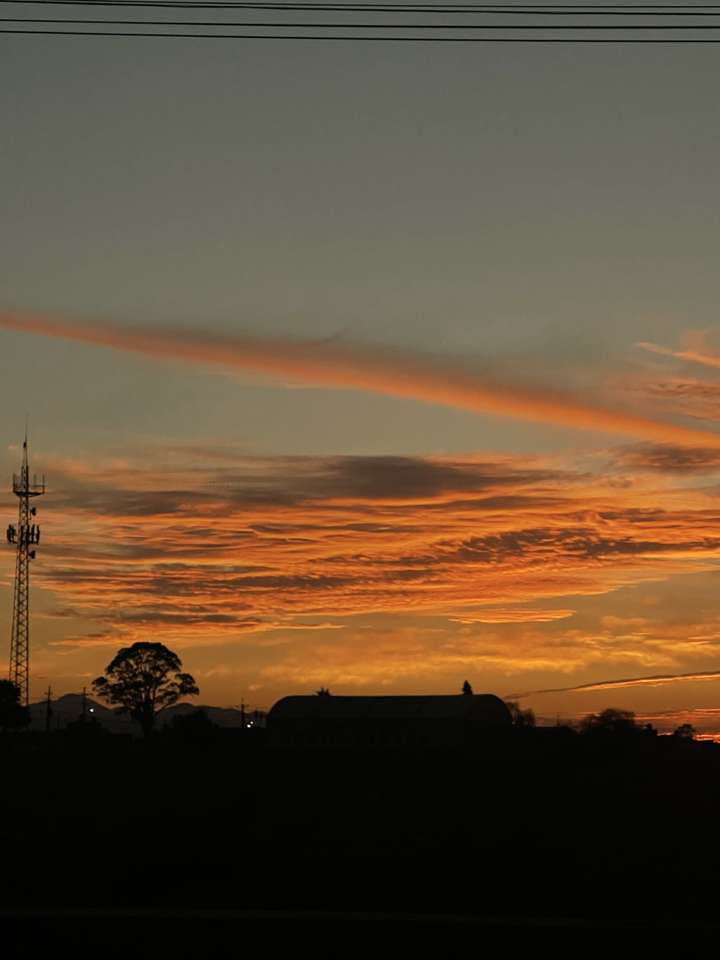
[6,0,720,38]
[6,26,720,36]
[6,16,720,25]
[8,1,720,9]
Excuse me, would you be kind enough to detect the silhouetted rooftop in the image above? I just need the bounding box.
[268,694,511,725]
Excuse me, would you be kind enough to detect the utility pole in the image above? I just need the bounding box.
[45,684,53,734]
[7,431,45,707]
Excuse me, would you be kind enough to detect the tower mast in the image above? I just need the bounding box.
[7,431,45,706]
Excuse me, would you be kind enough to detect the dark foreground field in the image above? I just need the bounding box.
[2,727,720,956]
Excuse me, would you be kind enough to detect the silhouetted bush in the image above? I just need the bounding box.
[505,700,536,727]
[64,714,108,738]
[0,680,30,732]
[167,708,218,742]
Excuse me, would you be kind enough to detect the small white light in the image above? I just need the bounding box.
[89,708,94,713]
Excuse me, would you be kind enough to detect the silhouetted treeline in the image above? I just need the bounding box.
[2,719,720,941]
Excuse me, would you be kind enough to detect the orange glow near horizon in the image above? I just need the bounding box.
[3,314,720,733]
[1,439,719,729]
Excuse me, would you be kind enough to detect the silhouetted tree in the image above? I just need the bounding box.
[505,700,536,727]
[462,680,473,695]
[316,687,332,697]
[673,723,696,740]
[579,708,637,736]
[92,642,199,737]
[0,680,30,732]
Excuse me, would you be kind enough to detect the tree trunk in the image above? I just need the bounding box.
[140,703,155,738]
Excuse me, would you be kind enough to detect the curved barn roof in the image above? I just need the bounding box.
[268,694,511,725]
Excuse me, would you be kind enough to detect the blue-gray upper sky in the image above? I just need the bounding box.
[3,19,720,456]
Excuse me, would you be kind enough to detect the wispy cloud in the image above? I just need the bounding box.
[637,337,720,372]
[612,442,720,472]
[508,669,720,699]
[449,609,575,624]
[4,310,720,446]
[629,335,720,427]
[639,378,720,423]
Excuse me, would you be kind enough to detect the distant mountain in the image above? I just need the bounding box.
[29,694,263,734]
[160,702,262,729]
[29,694,134,733]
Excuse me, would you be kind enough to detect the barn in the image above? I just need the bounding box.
[267,694,512,747]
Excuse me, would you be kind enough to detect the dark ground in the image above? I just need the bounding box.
[2,726,719,956]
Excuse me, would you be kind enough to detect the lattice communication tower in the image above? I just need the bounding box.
[7,435,45,706]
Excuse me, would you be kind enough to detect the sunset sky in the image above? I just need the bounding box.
[3,25,720,732]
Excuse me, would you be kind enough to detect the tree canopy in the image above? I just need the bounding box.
[672,723,696,740]
[92,642,199,737]
[579,708,638,736]
[505,700,536,727]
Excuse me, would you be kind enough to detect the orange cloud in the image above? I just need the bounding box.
[8,444,720,662]
[4,310,720,446]
[449,609,575,624]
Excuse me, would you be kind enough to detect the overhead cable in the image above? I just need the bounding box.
[6,26,720,37]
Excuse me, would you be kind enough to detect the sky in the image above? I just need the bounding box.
[4,10,720,733]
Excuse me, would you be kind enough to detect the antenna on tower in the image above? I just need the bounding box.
[7,429,46,707]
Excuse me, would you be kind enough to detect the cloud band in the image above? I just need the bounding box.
[4,311,720,447]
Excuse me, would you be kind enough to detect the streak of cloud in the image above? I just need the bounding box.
[449,609,575,624]
[637,339,720,372]
[4,311,720,446]
[508,669,720,699]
